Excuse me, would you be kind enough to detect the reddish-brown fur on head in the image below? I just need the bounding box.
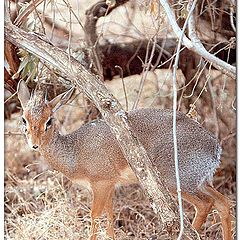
[22,101,54,150]
[18,80,74,151]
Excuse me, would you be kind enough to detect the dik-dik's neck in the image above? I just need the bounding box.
[39,129,76,178]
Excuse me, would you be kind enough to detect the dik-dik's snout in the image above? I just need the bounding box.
[26,134,40,151]
[24,124,42,151]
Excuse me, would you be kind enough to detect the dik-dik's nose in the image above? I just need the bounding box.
[32,145,39,150]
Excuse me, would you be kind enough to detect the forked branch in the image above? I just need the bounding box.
[159,0,236,79]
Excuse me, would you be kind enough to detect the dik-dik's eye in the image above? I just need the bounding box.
[22,117,27,125]
[21,117,28,133]
[45,118,53,131]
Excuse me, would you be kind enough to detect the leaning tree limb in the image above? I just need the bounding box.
[5,20,200,239]
[159,0,236,79]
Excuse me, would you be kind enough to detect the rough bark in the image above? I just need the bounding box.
[5,20,200,239]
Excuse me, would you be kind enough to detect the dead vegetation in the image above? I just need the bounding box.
[4,0,236,239]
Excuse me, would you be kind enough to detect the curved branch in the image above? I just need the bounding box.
[84,0,130,75]
[159,0,236,79]
[187,0,235,78]
[84,0,129,45]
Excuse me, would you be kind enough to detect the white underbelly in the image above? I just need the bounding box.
[72,168,138,190]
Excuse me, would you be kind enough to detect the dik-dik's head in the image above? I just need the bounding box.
[17,80,74,151]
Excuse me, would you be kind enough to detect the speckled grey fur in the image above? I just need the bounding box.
[38,108,221,194]
[128,109,221,193]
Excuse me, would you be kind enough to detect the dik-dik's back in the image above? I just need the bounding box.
[73,108,221,193]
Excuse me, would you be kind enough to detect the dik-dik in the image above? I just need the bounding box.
[17,80,232,240]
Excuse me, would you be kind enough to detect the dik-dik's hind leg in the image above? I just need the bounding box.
[182,191,214,231]
[90,181,115,240]
[204,185,232,240]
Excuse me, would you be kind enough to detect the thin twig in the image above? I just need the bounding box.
[171,0,198,238]
[231,96,236,111]
[50,0,55,41]
[220,132,236,146]
[149,46,183,108]
[126,40,143,75]
[115,65,129,112]
[229,5,236,32]
[183,60,206,99]
[152,35,167,71]
[65,0,73,68]
[61,0,85,33]
[184,41,233,99]
[132,36,157,110]
[4,91,18,104]
[207,77,219,138]
[157,46,186,69]
[192,65,213,106]
[14,0,46,26]
[4,131,23,136]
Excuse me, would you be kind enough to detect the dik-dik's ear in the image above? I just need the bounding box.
[17,80,30,109]
[49,87,75,113]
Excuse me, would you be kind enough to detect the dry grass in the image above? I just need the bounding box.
[4,70,236,239]
[4,140,236,240]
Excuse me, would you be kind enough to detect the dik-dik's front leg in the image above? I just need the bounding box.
[90,181,115,240]
[104,187,115,239]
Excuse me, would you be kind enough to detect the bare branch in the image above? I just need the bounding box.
[115,65,129,111]
[159,0,236,79]
[187,0,235,78]
[132,37,157,110]
[229,5,236,32]
[172,0,198,238]
[84,0,130,76]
